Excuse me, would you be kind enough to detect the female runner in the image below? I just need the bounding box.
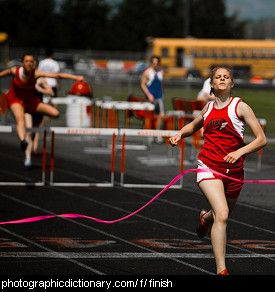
[169,67,266,275]
[0,54,84,159]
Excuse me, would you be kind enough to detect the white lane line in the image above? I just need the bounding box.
[0,252,274,259]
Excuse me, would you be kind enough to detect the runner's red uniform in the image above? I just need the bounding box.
[6,67,41,113]
[197,97,246,198]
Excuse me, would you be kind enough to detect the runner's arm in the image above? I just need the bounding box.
[35,70,84,81]
[140,70,154,102]
[223,102,266,164]
[0,67,16,78]
[169,111,204,147]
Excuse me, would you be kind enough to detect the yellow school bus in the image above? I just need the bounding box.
[146,37,275,79]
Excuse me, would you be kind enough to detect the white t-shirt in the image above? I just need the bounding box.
[38,58,60,88]
[197,78,212,100]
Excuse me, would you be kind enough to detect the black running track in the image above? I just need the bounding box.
[0,132,274,286]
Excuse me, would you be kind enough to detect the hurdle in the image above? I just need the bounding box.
[49,127,118,187]
[94,100,155,129]
[119,128,185,189]
[0,125,47,186]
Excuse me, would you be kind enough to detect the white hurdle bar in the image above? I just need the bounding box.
[0,125,47,187]
[119,128,185,189]
[49,127,118,187]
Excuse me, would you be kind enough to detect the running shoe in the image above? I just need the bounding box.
[24,158,32,168]
[196,209,210,238]
[155,136,164,144]
[218,269,229,275]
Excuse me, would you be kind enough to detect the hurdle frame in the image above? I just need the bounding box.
[49,127,118,187]
[119,128,185,189]
[0,125,47,187]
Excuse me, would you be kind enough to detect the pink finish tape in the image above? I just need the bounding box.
[0,168,274,225]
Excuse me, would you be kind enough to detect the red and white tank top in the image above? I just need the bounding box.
[7,66,36,101]
[198,97,246,169]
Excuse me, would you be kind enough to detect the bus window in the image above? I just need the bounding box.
[207,48,213,57]
[161,47,169,57]
[196,48,203,57]
[225,48,232,58]
[244,48,252,58]
[191,48,197,57]
[262,48,272,58]
[176,48,184,67]
[253,48,261,58]
[216,48,222,58]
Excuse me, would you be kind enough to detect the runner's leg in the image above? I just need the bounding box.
[10,103,26,142]
[34,103,59,117]
[198,179,229,274]
[24,113,33,162]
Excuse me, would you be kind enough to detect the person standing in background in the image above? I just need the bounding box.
[141,56,165,141]
[196,77,215,103]
[38,48,60,98]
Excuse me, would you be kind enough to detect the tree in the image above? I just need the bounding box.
[0,0,58,48]
[106,0,245,51]
[0,0,24,47]
[189,0,244,39]
[0,0,245,51]
[19,0,58,48]
[59,0,111,49]
[106,0,185,51]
